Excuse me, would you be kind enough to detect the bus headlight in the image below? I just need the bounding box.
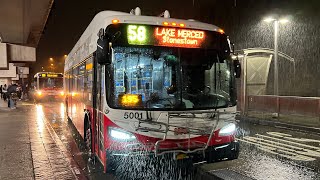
[218,123,236,136]
[37,91,42,96]
[109,127,136,141]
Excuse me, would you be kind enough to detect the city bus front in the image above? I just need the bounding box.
[33,73,65,101]
[98,22,239,170]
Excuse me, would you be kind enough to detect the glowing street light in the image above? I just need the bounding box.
[51,63,54,66]
[64,55,68,58]
[263,16,290,96]
[49,57,53,61]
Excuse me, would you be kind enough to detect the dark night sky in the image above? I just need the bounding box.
[35,0,320,96]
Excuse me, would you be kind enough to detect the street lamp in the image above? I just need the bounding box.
[263,16,289,96]
[49,57,53,61]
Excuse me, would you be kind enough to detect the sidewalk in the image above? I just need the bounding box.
[0,100,84,179]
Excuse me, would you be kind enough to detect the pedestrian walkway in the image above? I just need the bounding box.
[0,98,9,110]
[0,100,84,179]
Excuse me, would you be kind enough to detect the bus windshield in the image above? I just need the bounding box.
[39,78,63,89]
[108,46,234,110]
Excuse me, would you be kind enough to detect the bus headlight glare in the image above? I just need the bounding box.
[218,123,236,136]
[109,128,136,141]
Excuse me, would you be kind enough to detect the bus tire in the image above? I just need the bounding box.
[84,114,92,156]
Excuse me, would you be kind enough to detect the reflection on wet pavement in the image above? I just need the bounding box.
[37,102,112,179]
[36,104,45,135]
[29,103,78,179]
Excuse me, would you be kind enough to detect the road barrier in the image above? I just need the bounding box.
[241,95,320,128]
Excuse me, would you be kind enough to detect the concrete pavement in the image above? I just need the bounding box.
[0,100,85,180]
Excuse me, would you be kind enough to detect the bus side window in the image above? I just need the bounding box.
[78,64,85,99]
[85,56,93,103]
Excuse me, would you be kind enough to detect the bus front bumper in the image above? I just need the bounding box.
[106,141,239,171]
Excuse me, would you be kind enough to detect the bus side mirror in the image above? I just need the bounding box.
[96,30,121,65]
[234,60,241,78]
[96,28,111,65]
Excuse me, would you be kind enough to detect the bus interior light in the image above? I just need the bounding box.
[112,19,120,24]
[119,94,142,107]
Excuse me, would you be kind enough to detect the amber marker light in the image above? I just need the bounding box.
[163,22,169,26]
[112,19,120,24]
[218,29,225,34]
[179,23,185,27]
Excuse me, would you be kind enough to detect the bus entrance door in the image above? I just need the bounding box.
[93,61,105,165]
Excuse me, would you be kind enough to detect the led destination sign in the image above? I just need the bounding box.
[39,73,63,78]
[155,27,205,47]
[107,24,228,49]
[127,25,205,48]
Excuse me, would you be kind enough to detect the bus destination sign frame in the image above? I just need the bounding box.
[107,24,226,50]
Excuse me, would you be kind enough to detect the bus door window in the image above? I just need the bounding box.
[70,72,73,112]
[78,63,85,100]
[85,57,93,103]
[95,62,104,155]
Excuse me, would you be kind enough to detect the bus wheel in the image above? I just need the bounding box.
[84,118,92,160]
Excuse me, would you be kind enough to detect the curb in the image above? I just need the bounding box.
[238,115,320,134]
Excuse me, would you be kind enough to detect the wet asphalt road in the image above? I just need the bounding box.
[35,102,113,180]
[202,122,320,180]
[37,102,320,180]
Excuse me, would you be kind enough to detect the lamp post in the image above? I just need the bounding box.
[263,17,289,117]
[263,17,289,96]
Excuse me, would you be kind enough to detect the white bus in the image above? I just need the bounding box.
[33,72,64,101]
[64,7,240,174]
